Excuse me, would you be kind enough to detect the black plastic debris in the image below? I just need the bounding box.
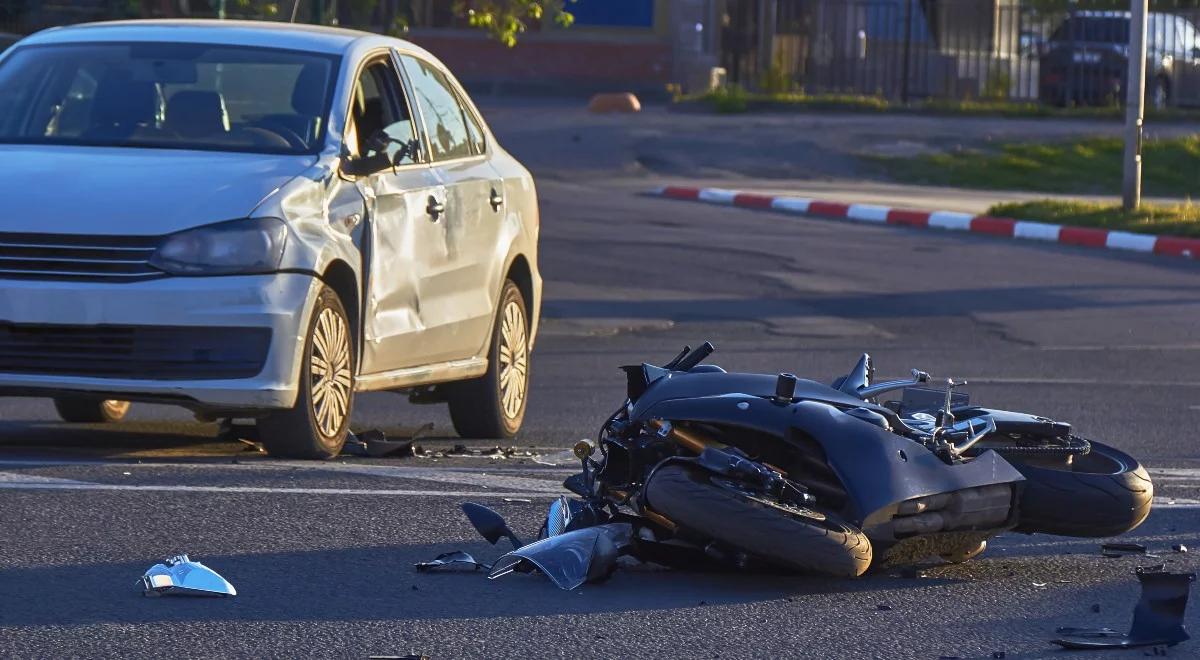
[1102,542,1149,558]
[1051,566,1196,649]
[414,551,490,573]
[341,430,415,458]
[462,502,524,550]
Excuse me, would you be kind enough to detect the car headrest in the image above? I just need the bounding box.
[165,90,230,139]
[291,63,327,116]
[91,70,161,128]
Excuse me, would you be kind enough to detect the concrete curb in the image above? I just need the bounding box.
[652,186,1200,260]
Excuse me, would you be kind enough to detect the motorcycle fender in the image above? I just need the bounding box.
[636,396,1025,528]
[955,407,1072,438]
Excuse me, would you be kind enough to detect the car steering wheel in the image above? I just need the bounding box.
[251,119,308,150]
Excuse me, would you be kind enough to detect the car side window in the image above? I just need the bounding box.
[398,55,474,161]
[347,57,417,167]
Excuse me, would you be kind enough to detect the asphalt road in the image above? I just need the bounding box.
[3,109,1200,658]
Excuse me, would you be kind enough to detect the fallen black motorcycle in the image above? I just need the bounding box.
[457,343,1153,587]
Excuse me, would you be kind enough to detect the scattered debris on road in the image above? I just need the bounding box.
[1051,566,1195,650]
[414,551,490,573]
[140,554,236,598]
[342,429,415,458]
[1174,544,1189,554]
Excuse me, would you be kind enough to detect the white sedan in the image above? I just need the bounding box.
[0,20,541,458]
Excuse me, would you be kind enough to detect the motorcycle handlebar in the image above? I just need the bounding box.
[674,342,715,371]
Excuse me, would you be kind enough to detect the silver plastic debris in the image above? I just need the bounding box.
[140,554,237,597]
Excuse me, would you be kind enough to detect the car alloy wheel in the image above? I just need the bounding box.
[310,307,353,437]
[258,286,354,459]
[446,279,530,440]
[498,298,529,424]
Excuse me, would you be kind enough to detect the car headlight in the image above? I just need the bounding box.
[150,218,288,275]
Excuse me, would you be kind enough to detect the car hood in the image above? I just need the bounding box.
[0,145,319,236]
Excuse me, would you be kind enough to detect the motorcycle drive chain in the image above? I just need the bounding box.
[984,433,1091,457]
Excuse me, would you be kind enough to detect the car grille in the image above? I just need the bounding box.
[0,323,271,380]
[0,232,164,282]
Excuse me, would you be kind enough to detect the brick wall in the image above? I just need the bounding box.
[407,30,674,93]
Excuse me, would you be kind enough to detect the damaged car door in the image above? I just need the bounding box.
[346,53,445,373]
[397,53,499,364]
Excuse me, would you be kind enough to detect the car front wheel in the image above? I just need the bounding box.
[259,286,354,459]
[447,279,530,439]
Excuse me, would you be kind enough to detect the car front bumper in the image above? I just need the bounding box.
[0,273,320,412]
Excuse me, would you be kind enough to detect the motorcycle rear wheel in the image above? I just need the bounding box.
[644,464,872,577]
[1009,439,1153,538]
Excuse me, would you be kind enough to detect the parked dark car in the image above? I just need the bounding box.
[1039,11,1200,108]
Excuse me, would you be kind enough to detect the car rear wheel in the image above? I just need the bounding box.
[447,279,530,439]
[53,398,131,423]
[259,286,354,459]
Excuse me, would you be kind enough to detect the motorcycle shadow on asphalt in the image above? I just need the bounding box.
[0,543,969,627]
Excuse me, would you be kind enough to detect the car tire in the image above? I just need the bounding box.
[258,286,354,459]
[446,279,530,440]
[645,464,873,577]
[53,398,131,423]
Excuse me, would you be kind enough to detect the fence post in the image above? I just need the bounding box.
[1123,0,1149,211]
[900,0,913,102]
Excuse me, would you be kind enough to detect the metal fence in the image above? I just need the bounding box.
[728,0,1200,107]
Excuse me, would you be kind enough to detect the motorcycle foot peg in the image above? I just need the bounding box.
[774,373,798,403]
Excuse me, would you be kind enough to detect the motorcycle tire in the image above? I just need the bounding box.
[1010,439,1153,538]
[644,463,872,577]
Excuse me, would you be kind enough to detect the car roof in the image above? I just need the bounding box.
[17,19,430,58]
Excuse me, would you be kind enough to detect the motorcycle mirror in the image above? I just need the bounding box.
[462,502,524,550]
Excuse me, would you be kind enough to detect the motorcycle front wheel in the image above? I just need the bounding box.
[1007,439,1153,538]
[644,464,872,577]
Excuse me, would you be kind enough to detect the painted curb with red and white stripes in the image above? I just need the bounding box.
[652,186,1200,260]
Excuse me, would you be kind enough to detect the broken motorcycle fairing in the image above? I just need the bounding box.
[488,523,632,591]
[457,343,1152,586]
[140,554,237,597]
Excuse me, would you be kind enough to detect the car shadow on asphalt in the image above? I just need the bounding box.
[0,420,235,457]
[0,543,967,626]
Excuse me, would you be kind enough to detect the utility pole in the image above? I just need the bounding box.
[1122,0,1149,211]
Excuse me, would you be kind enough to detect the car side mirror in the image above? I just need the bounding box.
[340,152,388,177]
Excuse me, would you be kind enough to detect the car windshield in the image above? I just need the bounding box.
[0,42,338,155]
[1050,17,1130,44]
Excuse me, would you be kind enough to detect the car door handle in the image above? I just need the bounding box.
[426,196,445,220]
[489,188,504,212]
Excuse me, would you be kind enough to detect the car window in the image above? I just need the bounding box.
[346,57,417,167]
[463,101,487,155]
[0,42,337,155]
[398,55,474,161]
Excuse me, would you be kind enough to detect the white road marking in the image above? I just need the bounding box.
[1106,231,1158,253]
[928,211,974,231]
[1013,221,1061,242]
[770,197,811,214]
[968,377,1200,387]
[847,204,890,223]
[0,480,557,498]
[698,188,738,204]
[0,471,89,485]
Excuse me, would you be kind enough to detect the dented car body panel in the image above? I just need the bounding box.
[0,20,541,415]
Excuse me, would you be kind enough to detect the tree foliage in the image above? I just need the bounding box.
[456,1,575,47]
